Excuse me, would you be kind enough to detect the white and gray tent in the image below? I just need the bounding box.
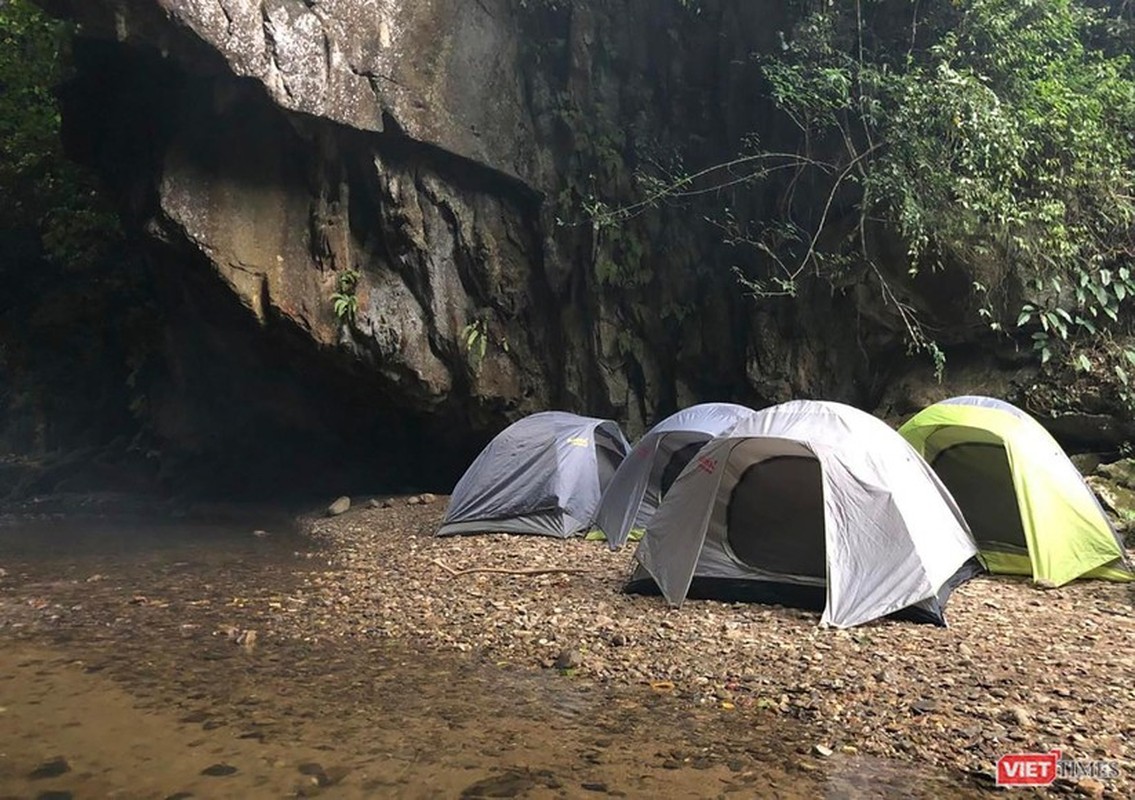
[629,400,982,628]
[594,403,757,549]
[437,411,630,538]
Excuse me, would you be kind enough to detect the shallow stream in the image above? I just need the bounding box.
[0,507,987,799]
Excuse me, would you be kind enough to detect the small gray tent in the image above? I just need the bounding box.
[594,403,757,549]
[437,412,630,538]
[629,400,981,628]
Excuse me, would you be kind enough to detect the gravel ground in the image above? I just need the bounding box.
[291,496,1135,798]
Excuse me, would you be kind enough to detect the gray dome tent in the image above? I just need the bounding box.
[437,412,630,538]
[628,400,981,628]
[594,403,757,550]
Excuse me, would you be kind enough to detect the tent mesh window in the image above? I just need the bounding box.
[659,441,706,497]
[930,441,1028,553]
[594,427,626,490]
[726,456,826,578]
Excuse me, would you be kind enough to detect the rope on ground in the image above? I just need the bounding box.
[430,558,590,578]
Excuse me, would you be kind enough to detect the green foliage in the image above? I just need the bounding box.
[592,0,1135,380]
[0,2,163,453]
[0,0,120,266]
[460,317,509,372]
[766,0,1135,367]
[591,223,649,288]
[462,318,489,366]
[330,269,359,324]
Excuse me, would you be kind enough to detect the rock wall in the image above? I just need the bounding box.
[31,0,1061,490]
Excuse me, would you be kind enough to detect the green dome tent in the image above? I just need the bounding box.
[899,396,1133,587]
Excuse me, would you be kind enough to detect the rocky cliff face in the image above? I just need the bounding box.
[31,0,1052,491]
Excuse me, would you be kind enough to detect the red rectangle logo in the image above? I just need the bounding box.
[997,750,1061,786]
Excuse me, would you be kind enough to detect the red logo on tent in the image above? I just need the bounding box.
[997,750,1061,786]
[696,456,717,474]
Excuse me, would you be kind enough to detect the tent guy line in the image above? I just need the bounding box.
[430,559,592,579]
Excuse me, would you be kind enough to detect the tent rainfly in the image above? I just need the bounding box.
[594,402,757,549]
[899,395,1134,586]
[437,411,630,538]
[629,400,982,628]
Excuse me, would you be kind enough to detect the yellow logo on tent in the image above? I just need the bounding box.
[567,437,590,447]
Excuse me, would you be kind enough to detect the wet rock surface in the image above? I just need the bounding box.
[0,505,988,798]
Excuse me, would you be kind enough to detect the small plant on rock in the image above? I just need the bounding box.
[460,317,510,371]
[330,269,360,324]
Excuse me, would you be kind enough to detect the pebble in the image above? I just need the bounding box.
[327,497,351,517]
[1001,706,1032,727]
[1075,777,1105,798]
[911,699,938,715]
[200,763,237,777]
[554,648,583,670]
[28,756,70,779]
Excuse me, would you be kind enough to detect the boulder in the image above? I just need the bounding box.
[1098,458,1135,490]
[1069,453,1104,477]
[327,496,351,516]
[1085,476,1135,522]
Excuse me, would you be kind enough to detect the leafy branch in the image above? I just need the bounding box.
[579,0,1135,381]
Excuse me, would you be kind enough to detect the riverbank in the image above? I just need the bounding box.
[294,497,1135,798]
[0,505,987,799]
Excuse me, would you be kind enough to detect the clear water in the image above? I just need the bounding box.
[0,509,986,799]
